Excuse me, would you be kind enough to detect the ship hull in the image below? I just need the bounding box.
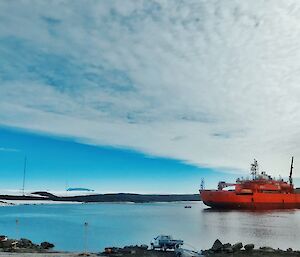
[200,190,300,209]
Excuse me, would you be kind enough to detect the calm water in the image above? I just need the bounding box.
[0,202,300,252]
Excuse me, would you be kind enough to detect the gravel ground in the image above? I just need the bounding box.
[0,249,177,257]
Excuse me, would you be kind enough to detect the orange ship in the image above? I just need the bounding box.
[200,157,300,209]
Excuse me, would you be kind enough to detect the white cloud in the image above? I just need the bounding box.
[1,0,300,175]
[0,147,20,152]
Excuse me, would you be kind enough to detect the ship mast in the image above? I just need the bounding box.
[289,156,294,185]
[251,159,258,180]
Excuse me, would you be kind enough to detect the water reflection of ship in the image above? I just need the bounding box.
[200,157,300,209]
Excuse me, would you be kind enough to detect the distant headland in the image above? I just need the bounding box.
[0,192,200,204]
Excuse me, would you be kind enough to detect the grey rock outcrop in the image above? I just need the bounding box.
[244,244,254,251]
[140,244,148,250]
[40,242,55,249]
[0,239,17,249]
[222,243,233,253]
[259,246,276,252]
[211,239,223,252]
[232,242,243,252]
[17,238,34,248]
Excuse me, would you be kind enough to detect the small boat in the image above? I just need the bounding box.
[184,205,192,208]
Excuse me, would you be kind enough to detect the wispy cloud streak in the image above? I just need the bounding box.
[0,147,20,152]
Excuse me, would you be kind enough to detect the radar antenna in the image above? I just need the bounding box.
[251,159,258,179]
[289,156,294,185]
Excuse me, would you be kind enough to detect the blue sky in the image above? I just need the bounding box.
[0,126,238,193]
[0,1,300,193]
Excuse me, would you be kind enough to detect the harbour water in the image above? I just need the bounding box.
[0,201,300,252]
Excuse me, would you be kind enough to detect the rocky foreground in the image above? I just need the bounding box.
[0,237,54,252]
[1,238,300,257]
[202,239,300,257]
[102,241,300,257]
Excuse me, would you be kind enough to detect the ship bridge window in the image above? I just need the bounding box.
[223,186,235,191]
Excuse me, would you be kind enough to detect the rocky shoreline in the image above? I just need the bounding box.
[1,237,300,257]
[202,239,300,257]
[0,237,54,253]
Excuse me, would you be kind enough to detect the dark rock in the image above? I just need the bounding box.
[259,246,275,252]
[244,244,254,251]
[140,244,148,250]
[120,248,134,254]
[222,243,233,253]
[232,242,243,252]
[222,243,231,249]
[18,238,33,248]
[287,248,293,252]
[104,247,121,254]
[224,247,233,253]
[0,239,17,249]
[40,241,54,249]
[211,239,223,252]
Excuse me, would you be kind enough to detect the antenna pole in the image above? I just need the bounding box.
[289,156,294,185]
[84,222,88,254]
[22,156,27,196]
[200,178,205,190]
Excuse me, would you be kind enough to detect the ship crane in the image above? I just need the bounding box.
[289,156,294,185]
